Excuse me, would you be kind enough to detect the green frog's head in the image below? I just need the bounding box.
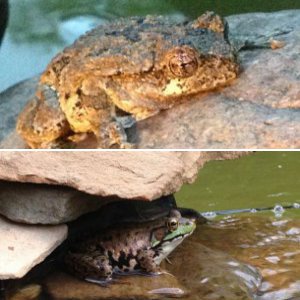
[151,209,196,264]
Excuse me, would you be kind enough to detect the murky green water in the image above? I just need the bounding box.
[177,152,300,216]
[1,0,300,91]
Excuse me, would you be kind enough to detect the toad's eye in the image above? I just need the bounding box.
[167,218,179,232]
[168,47,198,78]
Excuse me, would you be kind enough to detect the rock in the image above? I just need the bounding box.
[0,181,111,224]
[0,77,39,143]
[44,272,185,300]
[0,151,248,201]
[166,240,261,300]
[0,216,67,280]
[1,10,300,149]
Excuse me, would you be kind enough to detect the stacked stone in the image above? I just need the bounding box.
[0,151,248,281]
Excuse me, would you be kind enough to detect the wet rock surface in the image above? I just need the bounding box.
[0,216,67,280]
[0,10,299,149]
[44,272,185,300]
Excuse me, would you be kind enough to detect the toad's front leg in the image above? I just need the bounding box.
[16,85,70,149]
[98,114,135,149]
[59,83,135,149]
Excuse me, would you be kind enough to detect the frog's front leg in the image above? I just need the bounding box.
[137,249,161,275]
[65,251,113,284]
[17,85,70,148]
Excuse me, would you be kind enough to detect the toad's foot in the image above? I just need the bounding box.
[233,27,293,51]
[116,115,136,129]
[98,120,135,149]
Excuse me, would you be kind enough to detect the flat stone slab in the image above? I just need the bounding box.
[0,151,247,201]
[0,181,111,224]
[0,10,299,149]
[0,216,67,279]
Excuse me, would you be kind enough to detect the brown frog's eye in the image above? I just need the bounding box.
[168,47,198,78]
[167,218,179,232]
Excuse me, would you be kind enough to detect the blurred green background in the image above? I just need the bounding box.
[0,0,299,91]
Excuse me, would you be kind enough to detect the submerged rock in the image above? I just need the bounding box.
[44,272,185,300]
[195,214,300,300]
[0,10,299,149]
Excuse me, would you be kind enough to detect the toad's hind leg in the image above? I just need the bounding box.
[64,251,113,284]
[16,85,70,148]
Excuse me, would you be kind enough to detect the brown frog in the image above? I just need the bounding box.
[17,12,239,148]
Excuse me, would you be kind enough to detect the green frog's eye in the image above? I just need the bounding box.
[168,47,198,78]
[167,218,179,232]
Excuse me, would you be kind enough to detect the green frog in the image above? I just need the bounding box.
[64,209,196,284]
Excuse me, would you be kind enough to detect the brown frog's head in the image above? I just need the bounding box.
[150,12,239,100]
[110,13,240,105]
[155,43,238,99]
[67,13,240,108]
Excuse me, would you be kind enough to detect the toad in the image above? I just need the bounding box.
[17,12,239,148]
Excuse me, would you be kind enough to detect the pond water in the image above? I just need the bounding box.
[5,152,300,300]
[176,151,300,299]
[0,0,300,91]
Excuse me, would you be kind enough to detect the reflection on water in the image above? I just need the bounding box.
[196,212,300,299]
